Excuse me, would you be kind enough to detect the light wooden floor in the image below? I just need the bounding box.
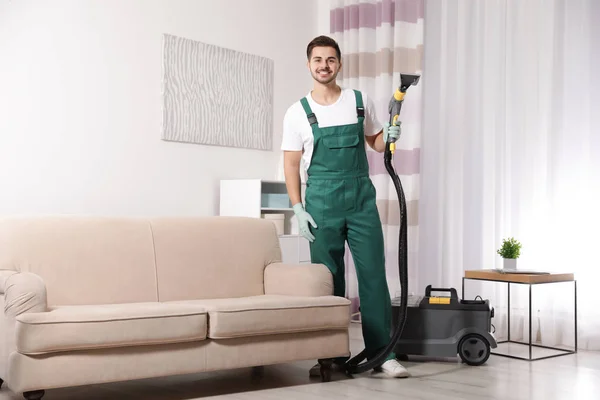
[1,324,598,400]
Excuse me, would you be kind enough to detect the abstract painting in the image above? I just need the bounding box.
[161,34,274,150]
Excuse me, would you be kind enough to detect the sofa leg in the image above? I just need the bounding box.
[23,390,45,399]
[319,359,333,382]
[251,366,265,382]
[0,377,3,388]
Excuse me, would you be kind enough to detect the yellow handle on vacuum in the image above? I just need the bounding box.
[394,89,405,102]
[388,86,409,155]
[389,114,400,154]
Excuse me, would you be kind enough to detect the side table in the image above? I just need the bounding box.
[462,269,577,361]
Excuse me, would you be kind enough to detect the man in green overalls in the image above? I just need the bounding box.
[281,35,410,378]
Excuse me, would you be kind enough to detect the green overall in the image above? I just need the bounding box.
[300,90,395,363]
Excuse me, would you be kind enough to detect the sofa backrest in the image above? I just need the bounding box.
[0,217,158,307]
[149,217,282,301]
[0,216,282,306]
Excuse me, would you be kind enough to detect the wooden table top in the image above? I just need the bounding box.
[464,269,575,284]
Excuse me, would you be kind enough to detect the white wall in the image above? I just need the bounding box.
[316,0,331,35]
[0,0,319,217]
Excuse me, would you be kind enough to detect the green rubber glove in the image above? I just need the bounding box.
[293,203,317,242]
[383,121,401,143]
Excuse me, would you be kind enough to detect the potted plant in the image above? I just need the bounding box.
[497,237,522,270]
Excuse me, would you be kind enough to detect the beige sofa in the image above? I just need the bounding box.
[0,216,351,399]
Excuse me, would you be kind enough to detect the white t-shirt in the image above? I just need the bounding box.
[281,87,383,172]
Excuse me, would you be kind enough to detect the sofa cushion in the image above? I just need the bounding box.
[170,295,351,339]
[15,302,208,355]
[0,217,159,307]
[149,217,282,302]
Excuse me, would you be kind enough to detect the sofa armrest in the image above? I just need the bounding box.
[4,272,47,317]
[0,270,18,294]
[264,262,333,297]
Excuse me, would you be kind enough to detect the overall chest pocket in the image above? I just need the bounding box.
[322,134,359,149]
[317,132,361,172]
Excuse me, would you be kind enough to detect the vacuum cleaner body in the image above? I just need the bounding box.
[391,285,497,366]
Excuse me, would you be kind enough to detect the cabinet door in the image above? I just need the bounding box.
[298,237,311,263]
[278,236,299,264]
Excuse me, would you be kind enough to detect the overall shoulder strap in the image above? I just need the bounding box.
[300,97,318,126]
[353,89,365,121]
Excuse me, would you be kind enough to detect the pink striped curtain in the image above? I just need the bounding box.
[329,0,424,315]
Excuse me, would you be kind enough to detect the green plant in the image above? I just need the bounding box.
[497,237,522,259]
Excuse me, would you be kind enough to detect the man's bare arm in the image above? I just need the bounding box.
[365,129,385,153]
[283,150,303,205]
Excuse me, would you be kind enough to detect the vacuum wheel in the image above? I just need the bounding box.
[458,334,491,366]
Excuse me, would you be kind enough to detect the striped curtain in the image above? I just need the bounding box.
[329,0,424,316]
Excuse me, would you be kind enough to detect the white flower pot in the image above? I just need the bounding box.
[503,258,517,270]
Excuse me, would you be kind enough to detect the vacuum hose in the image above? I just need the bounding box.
[344,74,420,375]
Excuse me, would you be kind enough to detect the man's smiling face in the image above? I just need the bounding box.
[308,46,341,85]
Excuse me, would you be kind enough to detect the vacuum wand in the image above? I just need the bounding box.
[386,74,420,155]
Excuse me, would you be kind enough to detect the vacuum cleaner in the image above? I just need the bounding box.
[340,74,497,377]
[391,286,497,365]
[342,73,420,375]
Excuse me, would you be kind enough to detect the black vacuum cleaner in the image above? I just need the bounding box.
[339,74,497,377]
[391,286,497,366]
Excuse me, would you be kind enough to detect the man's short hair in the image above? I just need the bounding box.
[306,35,342,61]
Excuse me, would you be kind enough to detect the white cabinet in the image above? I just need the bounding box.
[278,234,311,264]
[219,179,311,265]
